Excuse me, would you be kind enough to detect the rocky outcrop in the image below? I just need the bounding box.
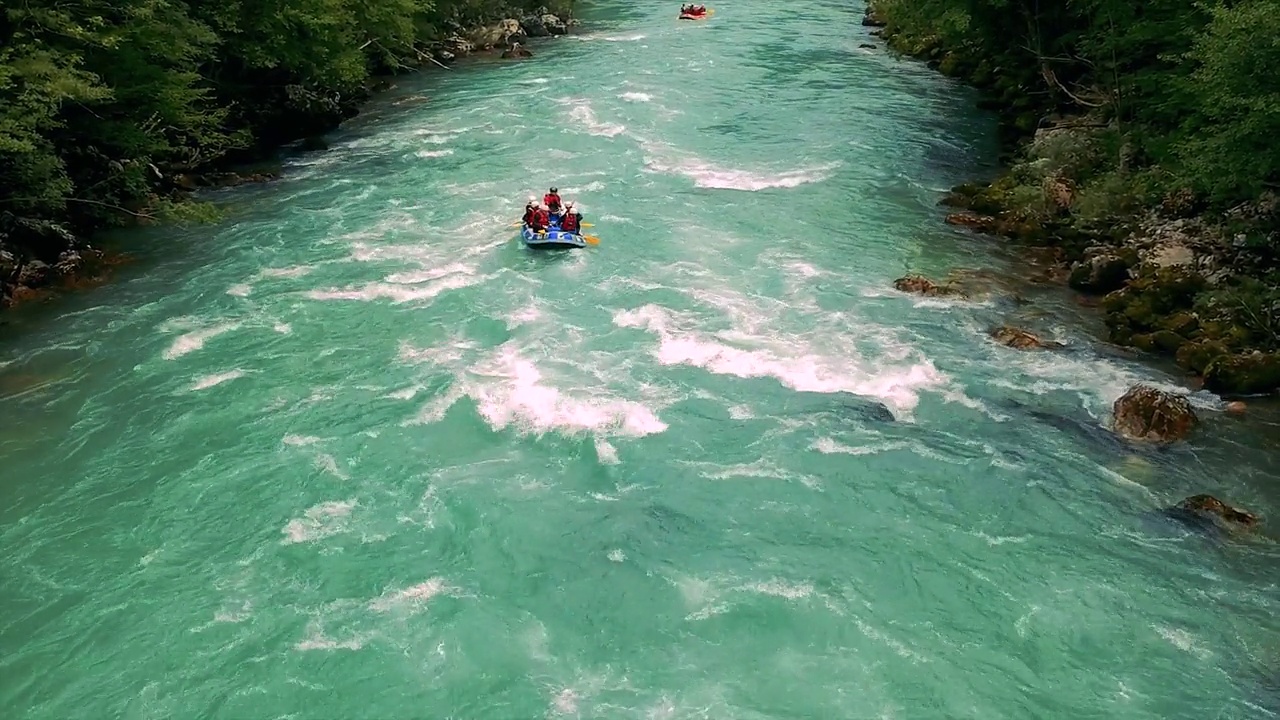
[1166,494,1260,535]
[1069,246,1136,294]
[989,325,1063,350]
[893,274,962,297]
[862,5,887,27]
[1203,351,1280,396]
[944,212,998,233]
[471,19,526,49]
[522,12,569,37]
[1101,265,1206,351]
[1111,384,1198,443]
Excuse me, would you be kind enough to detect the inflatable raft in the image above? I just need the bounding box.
[521,223,587,250]
[679,8,713,20]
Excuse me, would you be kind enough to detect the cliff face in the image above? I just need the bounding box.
[0,1,579,309]
[865,0,1280,396]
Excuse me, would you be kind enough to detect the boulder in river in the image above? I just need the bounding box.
[893,273,962,297]
[501,42,533,59]
[1111,384,1198,443]
[988,326,1063,350]
[1165,494,1260,535]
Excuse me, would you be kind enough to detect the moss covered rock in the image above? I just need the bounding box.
[1203,352,1280,395]
[1175,339,1230,374]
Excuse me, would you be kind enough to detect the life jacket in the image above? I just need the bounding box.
[543,193,561,211]
[522,205,535,224]
[533,209,550,228]
[561,212,580,233]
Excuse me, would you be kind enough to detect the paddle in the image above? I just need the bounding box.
[583,235,600,245]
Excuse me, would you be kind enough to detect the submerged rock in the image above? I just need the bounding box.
[1165,494,1260,535]
[893,274,962,297]
[1203,351,1280,395]
[501,42,533,59]
[989,326,1063,350]
[1112,384,1198,443]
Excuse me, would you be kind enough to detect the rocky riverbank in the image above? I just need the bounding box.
[862,2,1280,398]
[0,4,578,312]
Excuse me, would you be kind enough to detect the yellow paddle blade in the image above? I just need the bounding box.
[580,222,594,228]
[509,221,522,227]
[583,235,600,245]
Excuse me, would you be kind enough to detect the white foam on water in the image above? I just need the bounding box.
[162,321,241,360]
[565,104,627,137]
[383,262,476,285]
[588,32,647,42]
[505,303,543,329]
[226,283,252,297]
[304,272,492,304]
[1153,625,1213,660]
[398,336,478,366]
[619,91,653,102]
[280,499,357,544]
[283,434,324,446]
[415,149,455,158]
[368,577,453,613]
[988,350,1211,418]
[641,139,839,190]
[273,322,292,334]
[294,629,365,652]
[613,303,944,417]
[594,437,620,465]
[742,579,814,600]
[469,346,668,438]
[189,370,246,391]
[259,265,315,279]
[562,180,606,194]
[607,549,626,562]
[810,437,909,455]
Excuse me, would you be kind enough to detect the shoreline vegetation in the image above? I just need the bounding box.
[0,0,578,308]
[863,0,1280,398]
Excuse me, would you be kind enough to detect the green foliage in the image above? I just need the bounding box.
[875,0,1280,211]
[0,0,566,247]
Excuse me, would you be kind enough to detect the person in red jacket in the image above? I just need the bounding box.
[530,203,550,233]
[560,203,581,233]
[522,199,537,226]
[543,187,562,214]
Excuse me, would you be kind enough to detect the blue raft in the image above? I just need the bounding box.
[520,221,587,250]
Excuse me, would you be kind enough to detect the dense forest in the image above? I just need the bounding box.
[0,0,573,296]
[871,0,1280,394]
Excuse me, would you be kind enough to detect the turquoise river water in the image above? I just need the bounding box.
[5,2,1280,718]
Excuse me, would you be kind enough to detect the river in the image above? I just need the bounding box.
[4,1,1280,717]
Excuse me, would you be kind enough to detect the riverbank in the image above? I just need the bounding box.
[0,1,578,312]
[863,0,1280,397]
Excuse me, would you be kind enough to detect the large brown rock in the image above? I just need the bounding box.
[1169,494,1260,532]
[944,212,998,233]
[1069,248,1135,294]
[893,274,961,297]
[1112,384,1198,443]
[989,326,1063,350]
